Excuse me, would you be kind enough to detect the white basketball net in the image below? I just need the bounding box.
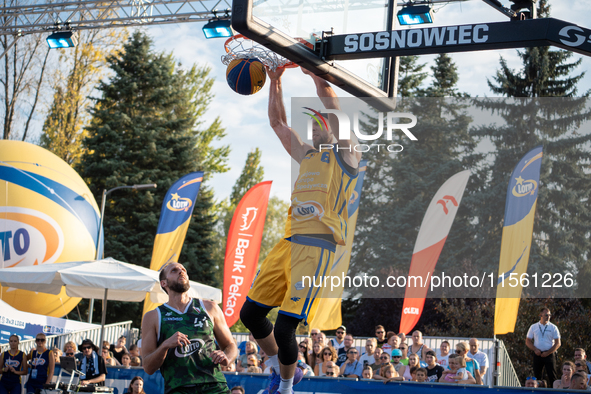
[222,35,297,71]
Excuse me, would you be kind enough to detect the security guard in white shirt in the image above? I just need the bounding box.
[526,308,561,383]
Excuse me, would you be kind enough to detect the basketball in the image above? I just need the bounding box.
[226,58,266,95]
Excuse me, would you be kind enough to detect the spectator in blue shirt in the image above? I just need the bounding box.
[340,348,363,378]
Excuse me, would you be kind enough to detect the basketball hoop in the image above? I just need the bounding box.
[222,34,314,71]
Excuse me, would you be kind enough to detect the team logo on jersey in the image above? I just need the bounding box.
[5,359,20,368]
[291,198,324,221]
[174,339,205,358]
[294,281,305,291]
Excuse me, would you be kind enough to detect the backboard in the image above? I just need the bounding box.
[232,0,396,109]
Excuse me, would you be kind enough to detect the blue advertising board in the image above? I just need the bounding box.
[51,366,544,394]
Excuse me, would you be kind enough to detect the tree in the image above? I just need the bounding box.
[424,54,466,97]
[343,52,482,333]
[212,148,289,294]
[229,148,265,206]
[40,29,126,165]
[77,31,229,325]
[212,148,265,286]
[487,2,584,98]
[472,0,591,281]
[0,30,51,141]
[397,56,428,97]
[351,54,475,284]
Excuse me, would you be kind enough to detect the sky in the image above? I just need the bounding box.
[147,1,591,203]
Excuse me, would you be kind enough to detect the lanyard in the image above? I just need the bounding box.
[539,323,549,337]
[33,350,44,369]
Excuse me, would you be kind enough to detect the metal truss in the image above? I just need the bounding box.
[252,0,470,17]
[0,0,232,36]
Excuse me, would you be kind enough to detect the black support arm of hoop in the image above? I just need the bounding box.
[232,0,398,111]
[324,18,591,61]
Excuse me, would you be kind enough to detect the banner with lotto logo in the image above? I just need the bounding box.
[0,141,101,317]
[223,181,272,327]
[143,172,204,316]
[495,146,543,335]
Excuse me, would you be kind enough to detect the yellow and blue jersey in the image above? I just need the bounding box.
[286,145,359,245]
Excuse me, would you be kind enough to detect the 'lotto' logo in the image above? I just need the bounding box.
[0,207,64,268]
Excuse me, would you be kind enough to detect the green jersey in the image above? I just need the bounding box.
[157,298,227,393]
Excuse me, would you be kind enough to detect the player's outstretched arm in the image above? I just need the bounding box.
[302,68,361,166]
[203,300,238,366]
[142,309,191,375]
[267,67,313,164]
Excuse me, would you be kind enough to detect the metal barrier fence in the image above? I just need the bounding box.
[497,339,521,387]
[0,321,134,354]
[230,333,521,387]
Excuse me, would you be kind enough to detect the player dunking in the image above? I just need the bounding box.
[240,67,361,394]
[142,262,238,394]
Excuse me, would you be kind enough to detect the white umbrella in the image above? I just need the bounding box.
[0,258,222,345]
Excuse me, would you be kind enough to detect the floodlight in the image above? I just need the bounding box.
[397,5,434,26]
[46,31,78,48]
[202,19,233,39]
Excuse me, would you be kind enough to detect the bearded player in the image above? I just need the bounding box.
[240,67,361,394]
[143,262,237,394]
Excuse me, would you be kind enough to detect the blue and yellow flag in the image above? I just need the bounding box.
[142,172,204,315]
[494,146,543,335]
[309,160,367,330]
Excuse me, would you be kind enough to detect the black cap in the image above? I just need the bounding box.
[78,339,99,353]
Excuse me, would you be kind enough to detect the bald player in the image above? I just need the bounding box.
[142,262,237,394]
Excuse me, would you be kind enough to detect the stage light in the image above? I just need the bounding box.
[46,31,78,48]
[203,19,233,39]
[397,5,434,26]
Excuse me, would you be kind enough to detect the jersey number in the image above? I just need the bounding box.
[194,317,208,328]
[321,152,330,163]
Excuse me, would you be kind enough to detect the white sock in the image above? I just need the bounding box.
[278,377,293,394]
[267,354,280,373]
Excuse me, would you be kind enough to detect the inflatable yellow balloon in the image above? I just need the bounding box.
[0,141,101,317]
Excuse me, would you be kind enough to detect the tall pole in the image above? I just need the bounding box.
[381,0,399,99]
[88,183,157,323]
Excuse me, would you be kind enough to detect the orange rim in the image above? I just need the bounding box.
[224,34,314,69]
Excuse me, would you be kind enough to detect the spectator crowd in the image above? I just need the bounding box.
[3,308,589,393]
[0,333,144,394]
[224,320,591,392]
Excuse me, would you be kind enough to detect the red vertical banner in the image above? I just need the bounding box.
[399,170,470,335]
[222,181,272,327]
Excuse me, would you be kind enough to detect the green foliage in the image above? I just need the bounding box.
[211,147,290,331]
[40,30,126,165]
[471,0,591,281]
[230,148,265,206]
[397,56,428,97]
[488,1,585,98]
[76,31,228,326]
[423,54,468,98]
